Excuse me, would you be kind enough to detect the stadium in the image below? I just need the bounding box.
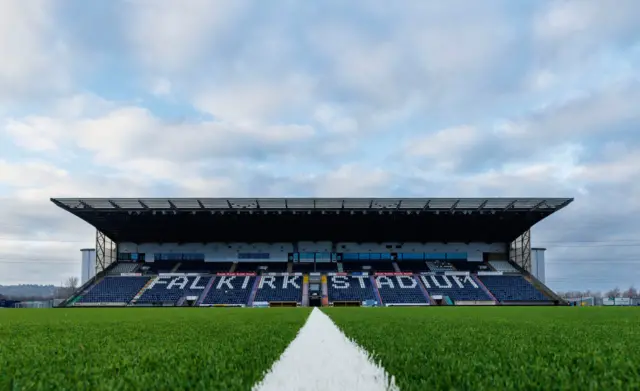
[52,197,569,308]
[5,196,640,391]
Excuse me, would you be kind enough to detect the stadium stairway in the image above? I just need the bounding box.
[392,262,401,272]
[321,275,329,306]
[230,262,237,272]
[129,278,157,305]
[472,275,499,304]
[197,277,216,306]
[369,276,384,305]
[337,263,343,272]
[302,275,309,306]
[416,276,433,304]
[247,276,261,306]
[170,263,181,273]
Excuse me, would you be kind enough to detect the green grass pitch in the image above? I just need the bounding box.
[325,307,640,391]
[1,307,639,390]
[0,308,310,391]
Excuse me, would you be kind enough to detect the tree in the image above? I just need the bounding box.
[54,276,80,300]
[623,286,637,298]
[65,277,79,290]
[604,287,621,298]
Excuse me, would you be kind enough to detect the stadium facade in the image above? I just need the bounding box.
[51,197,572,307]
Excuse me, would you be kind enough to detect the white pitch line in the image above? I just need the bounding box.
[252,308,399,391]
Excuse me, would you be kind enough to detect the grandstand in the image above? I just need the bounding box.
[51,197,572,307]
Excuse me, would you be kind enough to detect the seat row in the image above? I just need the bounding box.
[75,273,550,306]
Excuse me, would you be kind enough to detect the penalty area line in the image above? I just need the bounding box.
[252,308,399,391]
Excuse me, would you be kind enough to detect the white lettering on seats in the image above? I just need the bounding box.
[167,276,188,289]
[396,276,416,289]
[147,276,169,290]
[376,276,394,288]
[352,275,368,288]
[331,276,349,289]
[216,276,236,289]
[283,276,300,289]
[189,276,206,290]
[259,276,276,289]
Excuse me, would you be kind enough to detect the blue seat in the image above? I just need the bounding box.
[201,275,256,305]
[78,276,150,304]
[327,275,377,303]
[253,275,302,303]
[137,275,212,304]
[375,275,428,304]
[418,274,492,302]
[478,275,549,302]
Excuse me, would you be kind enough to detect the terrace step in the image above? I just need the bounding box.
[370,276,383,306]
[301,275,309,306]
[321,275,329,306]
[130,277,156,304]
[415,275,433,305]
[197,276,216,306]
[247,276,261,306]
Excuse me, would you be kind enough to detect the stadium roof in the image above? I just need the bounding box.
[51,197,572,212]
[51,197,573,243]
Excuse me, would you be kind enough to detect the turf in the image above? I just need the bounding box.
[325,307,640,391]
[0,308,311,391]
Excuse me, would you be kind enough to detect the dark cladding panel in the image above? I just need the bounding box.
[484,199,512,209]
[287,198,315,209]
[227,199,258,209]
[170,199,201,209]
[514,199,543,209]
[112,199,151,209]
[84,199,114,209]
[199,199,231,208]
[370,199,401,209]
[138,199,171,209]
[315,199,344,209]
[456,199,485,209]
[397,199,429,209]
[342,199,371,209]
[256,199,287,209]
[427,199,459,209]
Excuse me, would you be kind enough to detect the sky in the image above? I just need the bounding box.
[0,0,639,293]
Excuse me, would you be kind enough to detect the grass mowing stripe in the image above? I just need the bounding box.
[0,308,311,391]
[253,308,398,391]
[325,307,640,391]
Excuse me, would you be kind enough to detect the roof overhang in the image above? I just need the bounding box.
[52,197,572,213]
[51,197,573,243]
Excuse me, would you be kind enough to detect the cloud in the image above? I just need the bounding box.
[125,0,249,73]
[0,1,72,104]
